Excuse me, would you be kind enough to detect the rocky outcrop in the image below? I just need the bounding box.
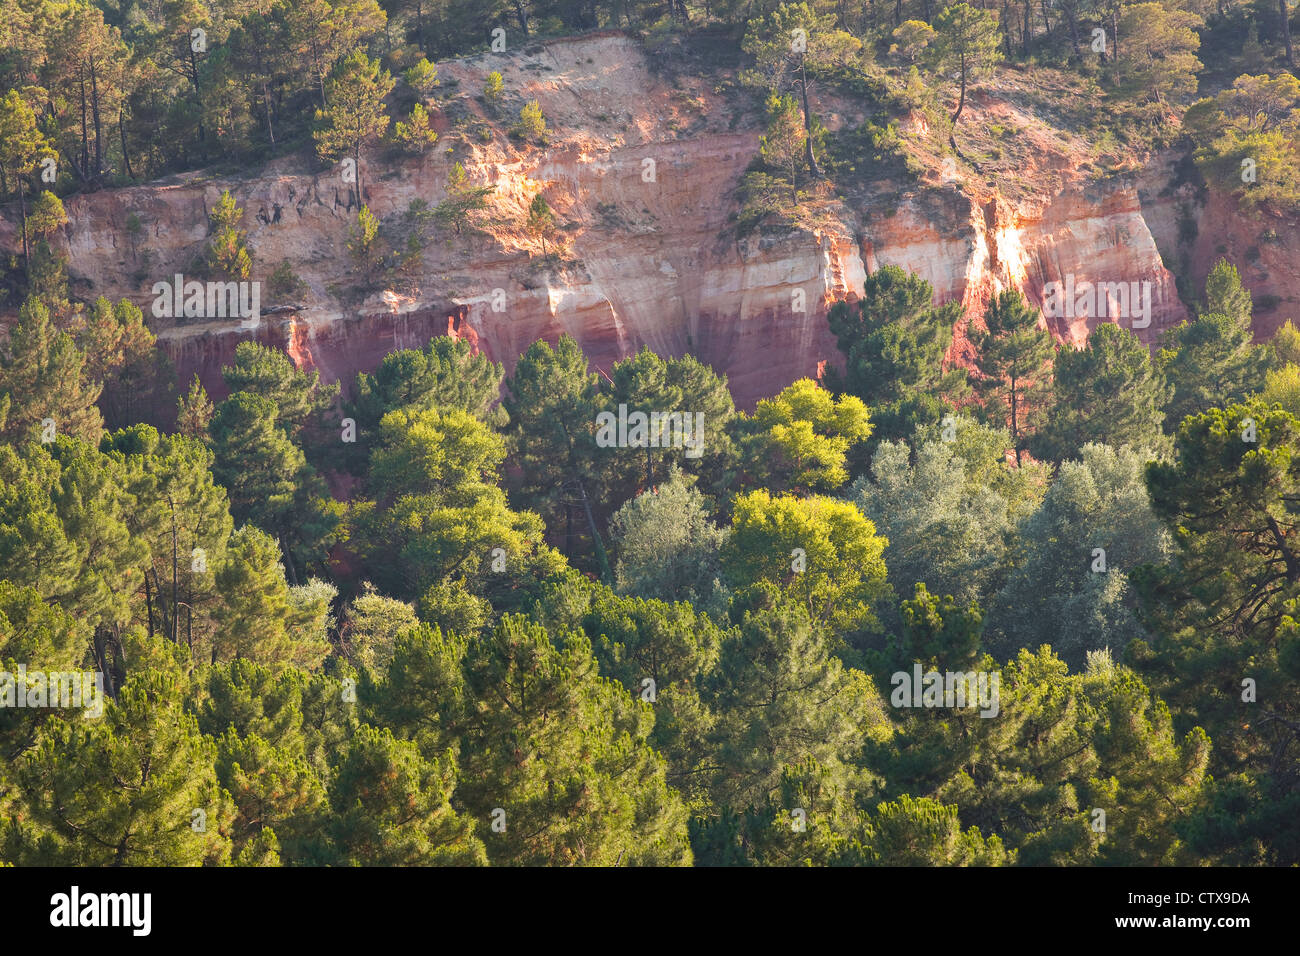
[2,32,1205,410]
[1139,150,1300,339]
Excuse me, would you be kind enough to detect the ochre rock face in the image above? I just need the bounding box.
[1145,175,1300,341]
[3,32,1252,412]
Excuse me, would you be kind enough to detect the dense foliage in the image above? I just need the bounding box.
[1,0,1298,867]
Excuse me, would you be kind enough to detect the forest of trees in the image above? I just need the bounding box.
[1,251,1296,865]
[0,0,1293,216]
[1,0,1299,867]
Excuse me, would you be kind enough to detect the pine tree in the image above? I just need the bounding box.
[313,51,395,205]
[0,297,104,445]
[484,70,504,107]
[176,375,214,441]
[348,335,505,438]
[578,584,726,801]
[103,424,234,654]
[1137,399,1300,844]
[1203,258,1253,327]
[503,335,611,576]
[433,161,493,237]
[0,90,56,270]
[403,57,439,96]
[9,672,235,865]
[516,99,546,141]
[826,264,967,445]
[0,441,142,646]
[214,729,327,864]
[392,102,438,153]
[974,289,1053,465]
[211,525,311,671]
[62,296,157,428]
[326,725,486,865]
[1034,322,1171,462]
[526,192,558,257]
[601,346,683,494]
[893,583,984,672]
[456,615,693,865]
[210,392,304,540]
[348,204,382,277]
[740,2,862,178]
[1158,265,1270,431]
[758,93,806,204]
[353,403,560,602]
[204,190,252,280]
[927,3,1002,144]
[702,596,888,811]
[220,341,338,452]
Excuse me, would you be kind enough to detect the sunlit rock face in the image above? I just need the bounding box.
[2,32,1213,412]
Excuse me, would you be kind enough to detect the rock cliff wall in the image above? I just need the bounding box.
[6,32,1269,411]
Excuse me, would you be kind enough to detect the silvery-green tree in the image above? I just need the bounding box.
[608,465,728,614]
[852,421,1019,615]
[986,443,1172,667]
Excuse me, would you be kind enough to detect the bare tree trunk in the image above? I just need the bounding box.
[1010,373,1021,466]
[151,568,171,647]
[312,40,328,108]
[799,59,823,179]
[575,479,612,584]
[119,107,134,180]
[1283,0,1296,69]
[79,74,89,176]
[17,173,29,271]
[90,56,104,177]
[264,79,275,146]
[189,47,207,159]
[170,503,179,644]
[281,537,300,586]
[1063,1,1081,50]
[513,0,531,35]
[93,625,118,700]
[950,52,968,148]
[353,144,362,207]
[143,570,155,640]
